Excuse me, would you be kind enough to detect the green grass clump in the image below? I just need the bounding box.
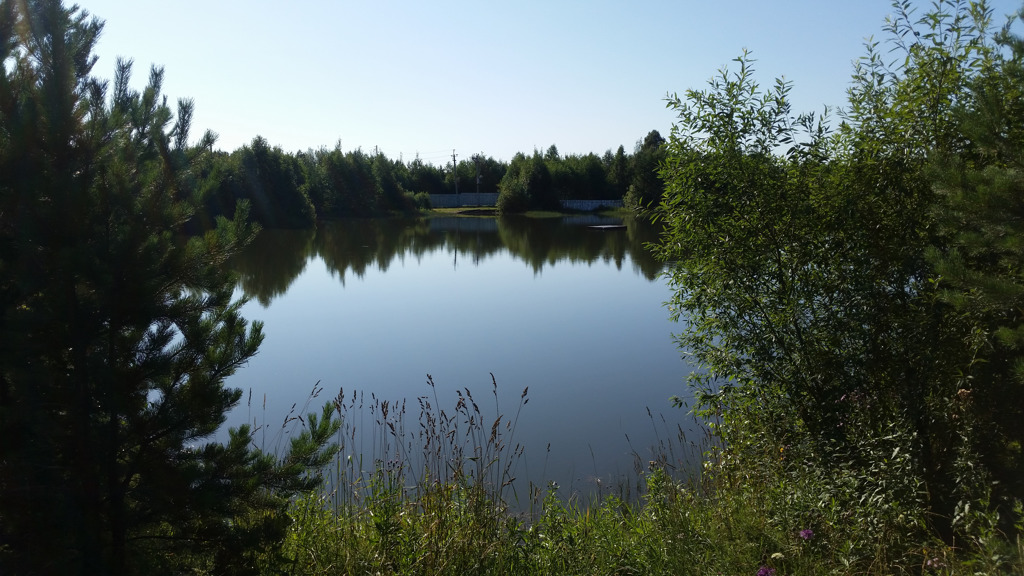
[262,379,1024,575]
[280,466,1023,575]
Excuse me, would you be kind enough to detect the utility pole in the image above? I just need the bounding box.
[474,154,481,197]
[452,149,459,207]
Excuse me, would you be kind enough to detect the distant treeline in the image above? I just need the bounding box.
[190,131,667,229]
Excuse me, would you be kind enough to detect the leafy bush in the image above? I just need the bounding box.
[652,0,1024,568]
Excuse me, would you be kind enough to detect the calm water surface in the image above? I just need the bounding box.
[225,215,698,500]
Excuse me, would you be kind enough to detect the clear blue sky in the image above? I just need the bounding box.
[80,0,1023,164]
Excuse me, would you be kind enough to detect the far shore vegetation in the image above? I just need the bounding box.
[3,0,1024,574]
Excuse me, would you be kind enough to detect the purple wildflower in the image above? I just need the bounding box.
[756,567,776,576]
[800,528,814,540]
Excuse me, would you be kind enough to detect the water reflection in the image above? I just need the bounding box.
[227,214,694,506]
[232,227,315,306]
[232,215,664,305]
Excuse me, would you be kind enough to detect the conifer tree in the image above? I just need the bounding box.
[0,1,338,573]
[927,9,1024,508]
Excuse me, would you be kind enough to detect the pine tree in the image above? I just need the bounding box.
[0,2,339,573]
[927,9,1024,510]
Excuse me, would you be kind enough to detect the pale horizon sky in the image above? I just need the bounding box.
[79,0,1023,165]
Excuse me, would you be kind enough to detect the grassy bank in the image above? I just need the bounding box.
[277,469,1023,575]
[425,207,632,219]
[279,474,1022,575]
[427,207,499,217]
[248,382,1023,576]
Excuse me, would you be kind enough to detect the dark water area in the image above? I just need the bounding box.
[224,214,700,504]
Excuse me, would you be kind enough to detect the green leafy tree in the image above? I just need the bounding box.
[655,53,874,443]
[562,152,610,199]
[545,146,572,200]
[624,130,666,210]
[497,151,556,213]
[604,144,632,199]
[404,155,449,197]
[371,151,408,211]
[496,154,532,213]
[324,147,377,216]
[448,155,486,196]
[0,2,339,573]
[296,148,330,217]
[654,0,1014,546]
[235,136,316,228]
[472,153,507,195]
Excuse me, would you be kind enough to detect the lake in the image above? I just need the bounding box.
[224,214,699,504]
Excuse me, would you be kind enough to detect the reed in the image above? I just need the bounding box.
[254,378,1023,575]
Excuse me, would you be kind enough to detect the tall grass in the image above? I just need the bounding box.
[252,378,1024,575]
[319,374,527,514]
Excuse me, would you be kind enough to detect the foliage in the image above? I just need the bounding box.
[549,151,614,201]
[0,1,338,573]
[647,0,1024,565]
[604,144,633,199]
[623,130,667,210]
[407,190,432,210]
[195,140,655,223]
[371,152,410,211]
[406,155,450,197]
[271,387,1024,576]
[926,5,1024,506]
[652,0,1024,563]
[497,151,557,213]
[197,138,318,229]
[236,136,317,228]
